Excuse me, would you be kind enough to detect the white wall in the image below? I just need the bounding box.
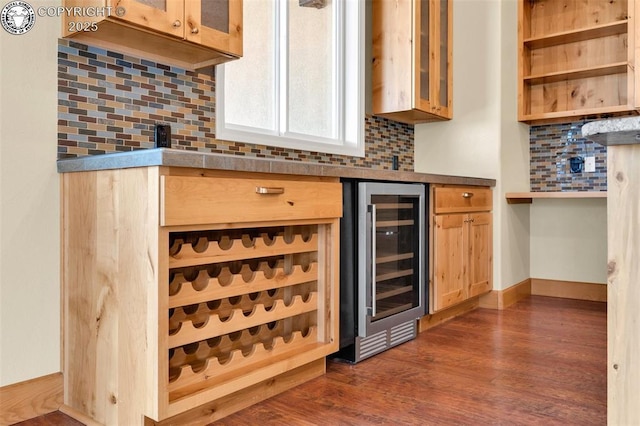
[531,199,607,283]
[415,0,500,181]
[0,2,61,386]
[415,0,531,291]
[498,0,531,289]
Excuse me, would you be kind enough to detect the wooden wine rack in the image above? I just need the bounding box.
[62,167,341,425]
[166,225,324,403]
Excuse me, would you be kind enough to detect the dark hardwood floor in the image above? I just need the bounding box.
[14,296,607,425]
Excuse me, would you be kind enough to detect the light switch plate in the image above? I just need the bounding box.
[585,156,596,173]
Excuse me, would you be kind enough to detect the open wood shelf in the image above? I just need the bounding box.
[524,20,628,49]
[518,105,634,124]
[524,62,628,85]
[506,191,607,204]
[518,0,635,124]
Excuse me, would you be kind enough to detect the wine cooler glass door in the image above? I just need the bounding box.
[358,182,425,338]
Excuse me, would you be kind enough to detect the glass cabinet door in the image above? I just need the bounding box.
[418,0,430,109]
[438,0,450,112]
[185,0,243,57]
[416,0,452,119]
[111,0,183,37]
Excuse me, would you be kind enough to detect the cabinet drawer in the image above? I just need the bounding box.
[161,175,342,226]
[433,186,492,214]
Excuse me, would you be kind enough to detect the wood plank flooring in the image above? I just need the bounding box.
[13,296,606,425]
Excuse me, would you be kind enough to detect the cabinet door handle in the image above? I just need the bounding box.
[173,20,181,28]
[462,192,474,198]
[255,186,285,195]
[191,27,199,34]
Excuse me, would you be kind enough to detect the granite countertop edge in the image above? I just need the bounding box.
[57,148,496,187]
[582,117,640,146]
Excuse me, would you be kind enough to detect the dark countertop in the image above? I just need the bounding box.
[57,149,496,187]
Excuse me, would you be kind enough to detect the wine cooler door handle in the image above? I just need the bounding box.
[370,204,377,318]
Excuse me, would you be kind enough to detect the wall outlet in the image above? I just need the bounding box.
[584,156,596,173]
[154,124,171,148]
[569,156,584,173]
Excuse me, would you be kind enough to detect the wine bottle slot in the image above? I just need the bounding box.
[168,293,319,349]
[260,232,276,246]
[167,326,318,392]
[192,237,208,253]
[205,299,222,310]
[241,233,255,248]
[169,225,318,257]
[169,238,183,256]
[169,234,320,269]
[168,280,181,297]
[171,321,294,365]
[218,235,233,250]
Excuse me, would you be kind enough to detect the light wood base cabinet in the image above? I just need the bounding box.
[62,167,341,425]
[430,185,492,313]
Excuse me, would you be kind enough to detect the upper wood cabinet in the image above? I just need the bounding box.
[518,0,639,124]
[62,0,242,70]
[372,0,453,124]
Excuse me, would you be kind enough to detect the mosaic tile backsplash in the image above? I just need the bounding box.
[530,120,607,192]
[57,39,414,171]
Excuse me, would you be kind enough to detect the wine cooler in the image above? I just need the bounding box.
[335,181,426,363]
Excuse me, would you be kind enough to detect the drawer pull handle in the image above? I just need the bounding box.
[256,186,285,195]
[462,192,474,198]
